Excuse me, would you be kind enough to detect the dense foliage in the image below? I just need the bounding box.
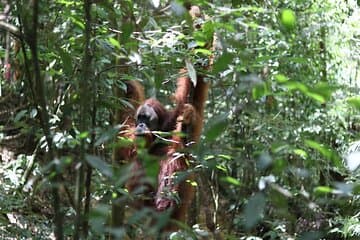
[0,0,360,239]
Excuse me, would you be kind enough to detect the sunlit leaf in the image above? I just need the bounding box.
[218,154,232,161]
[221,176,241,186]
[305,91,325,104]
[305,140,342,167]
[271,143,290,153]
[314,186,333,195]
[70,16,85,30]
[283,81,308,92]
[252,83,268,100]
[202,21,216,40]
[293,149,308,159]
[108,37,121,49]
[216,164,227,173]
[280,9,296,30]
[194,48,212,56]
[312,82,336,101]
[79,131,89,139]
[275,74,289,83]
[186,179,197,187]
[347,96,360,110]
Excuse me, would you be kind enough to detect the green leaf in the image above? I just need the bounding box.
[121,22,134,44]
[243,192,266,229]
[204,114,229,141]
[312,82,335,101]
[95,126,120,147]
[14,110,27,122]
[217,154,232,161]
[347,96,360,110]
[279,80,328,103]
[293,149,308,159]
[85,154,113,178]
[212,52,234,74]
[280,9,296,30]
[108,37,121,50]
[202,21,215,40]
[314,186,333,195]
[79,131,89,139]
[194,48,212,56]
[305,140,342,167]
[275,74,289,83]
[70,16,85,30]
[216,164,227,173]
[305,92,325,104]
[220,176,241,186]
[252,82,268,100]
[140,150,159,180]
[283,81,308,92]
[58,48,73,77]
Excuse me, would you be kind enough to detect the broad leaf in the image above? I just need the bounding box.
[204,114,228,141]
[243,192,266,229]
[185,58,197,86]
[85,154,113,178]
[212,52,234,74]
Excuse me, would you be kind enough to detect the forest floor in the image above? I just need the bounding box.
[0,144,55,239]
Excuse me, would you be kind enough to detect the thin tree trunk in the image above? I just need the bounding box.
[109,4,136,236]
[320,25,327,82]
[19,0,63,239]
[74,0,92,239]
[83,76,97,237]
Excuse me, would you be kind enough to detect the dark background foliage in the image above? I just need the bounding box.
[0,0,360,239]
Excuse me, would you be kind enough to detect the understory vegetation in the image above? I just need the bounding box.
[0,0,360,239]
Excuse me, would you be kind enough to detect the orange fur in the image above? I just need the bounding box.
[154,3,211,228]
[173,68,192,105]
[114,4,212,232]
[155,69,209,230]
